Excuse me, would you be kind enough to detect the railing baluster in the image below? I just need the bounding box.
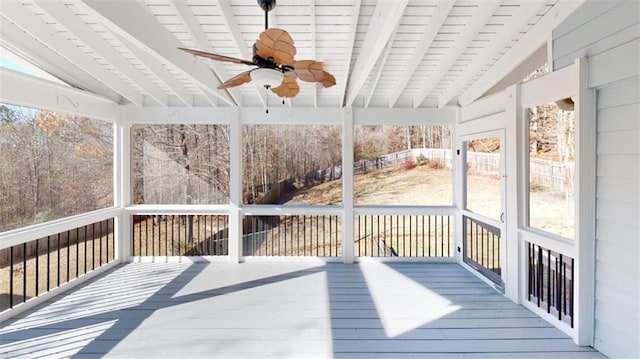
[10,246,14,308]
[83,225,88,275]
[98,221,103,267]
[528,242,533,300]
[547,249,551,313]
[537,245,542,307]
[165,215,169,256]
[35,238,39,297]
[322,216,331,256]
[47,235,51,292]
[57,233,61,287]
[23,243,27,303]
[66,230,70,284]
[556,254,561,320]
[560,255,567,320]
[75,228,79,279]
[570,258,574,328]
[92,223,96,271]
[171,216,175,256]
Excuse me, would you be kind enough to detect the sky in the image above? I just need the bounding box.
[0,55,33,74]
[0,48,68,86]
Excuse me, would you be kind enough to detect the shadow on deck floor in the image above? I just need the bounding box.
[0,261,604,358]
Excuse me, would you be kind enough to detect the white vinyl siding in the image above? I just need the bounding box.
[554,2,639,358]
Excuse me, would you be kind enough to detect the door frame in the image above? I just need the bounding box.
[457,129,507,289]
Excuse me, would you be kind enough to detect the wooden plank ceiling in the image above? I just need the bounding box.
[0,0,580,109]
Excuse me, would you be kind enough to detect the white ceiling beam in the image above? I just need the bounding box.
[482,44,546,98]
[82,0,234,107]
[344,0,408,107]
[0,67,120,122]
[112,31,194,107]
[388,0,454,108]
[216,0,267,107]
[438,0,551,107]
[0,17,122,103]
[411,0,499,108]
[35,0,168,107]
[339,0,361,108]
[0,2,144,106]
[457,0,585,106]
[365,25,399,108]
[123,106,457,126]
[172,0,243,107]
[437,1,543,108]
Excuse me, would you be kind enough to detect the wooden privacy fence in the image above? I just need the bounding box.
[466,151,573,191]
[354,148,453,173]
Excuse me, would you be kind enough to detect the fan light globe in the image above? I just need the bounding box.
[251,68,283,89]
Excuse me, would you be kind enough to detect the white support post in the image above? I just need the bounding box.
[115,112,132,262]
[229,108,243,263]
[504,84,522,303]
[453,111,464,264]
[574,57,596,346]
[342,108,354,264]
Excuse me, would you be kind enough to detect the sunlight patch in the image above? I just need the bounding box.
[360,260,461,338]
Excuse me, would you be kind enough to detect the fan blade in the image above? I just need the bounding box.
[321,71,336,88]
[218,71,252,89]
[178,47,255,66]
[293,60,324,83]
[255,28,296,66]
[293,60,336,88]
[271,77,300,98]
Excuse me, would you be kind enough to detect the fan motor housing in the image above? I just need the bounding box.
[258,0,276,12]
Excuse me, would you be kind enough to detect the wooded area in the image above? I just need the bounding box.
[1,103,454,233]
[0,104,113,233]
[132,124,230,205]
[133,123,452,205]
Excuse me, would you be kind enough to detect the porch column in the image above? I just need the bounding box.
[228,108,243,263]
[114,112,132,262]
[342,108,354,263]
[505,83,522,303]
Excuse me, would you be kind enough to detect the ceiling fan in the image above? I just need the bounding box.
[178,0,336,99]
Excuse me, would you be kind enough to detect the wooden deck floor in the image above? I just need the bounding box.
[0,261,604,358]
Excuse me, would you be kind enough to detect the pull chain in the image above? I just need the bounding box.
[265,86,269,114]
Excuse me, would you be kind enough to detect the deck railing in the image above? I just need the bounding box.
[243,215,341,256]
[462,215,502,285]
[128,207,454,260]
[0,216,115,312]
[527,241,574,328]
[132,214,229,256]
[355,214,453,258]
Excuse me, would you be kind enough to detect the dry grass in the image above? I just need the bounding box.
[290,165,454,206]
[0,236,115,311]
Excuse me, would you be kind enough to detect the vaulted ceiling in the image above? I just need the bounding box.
[0,0,582,109]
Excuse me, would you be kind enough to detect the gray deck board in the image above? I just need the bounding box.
[0,262,604,358]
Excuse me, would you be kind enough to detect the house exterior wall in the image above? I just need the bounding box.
[553,2,639,358]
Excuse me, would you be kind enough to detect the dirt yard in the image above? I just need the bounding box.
[288,165,573,239]
[289,165,453,206]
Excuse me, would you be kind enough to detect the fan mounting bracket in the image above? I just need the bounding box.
[257,0,276,13]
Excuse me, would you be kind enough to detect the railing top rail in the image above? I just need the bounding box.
[355,206,455,216]
[0,207,119,250]
[463,214,501,235]
[521,230,576,258]
[242,205,343,216]
[126,204,230,215]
